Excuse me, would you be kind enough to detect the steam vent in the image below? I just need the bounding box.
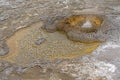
[44,14,107,43]
[0,0,120,80]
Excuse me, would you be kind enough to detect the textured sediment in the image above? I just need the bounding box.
[0,0,120,80]
[1,21,101,65]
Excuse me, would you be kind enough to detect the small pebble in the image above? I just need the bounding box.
[35,38,46,45]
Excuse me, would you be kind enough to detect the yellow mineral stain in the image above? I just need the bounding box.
[65,15,86,26]
[57,15,103,31]
[0,21,102,65]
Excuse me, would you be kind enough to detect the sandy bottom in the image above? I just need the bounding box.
[0,21,101,65]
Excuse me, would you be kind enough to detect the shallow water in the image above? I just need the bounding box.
[2,21,101,65]
[0,0,120,80]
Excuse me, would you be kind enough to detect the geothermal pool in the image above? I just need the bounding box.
[0,0,120,80]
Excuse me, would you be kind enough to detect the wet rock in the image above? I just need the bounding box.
[44,14,111,43]
[0,41,9,56]
[35,38,46,45]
